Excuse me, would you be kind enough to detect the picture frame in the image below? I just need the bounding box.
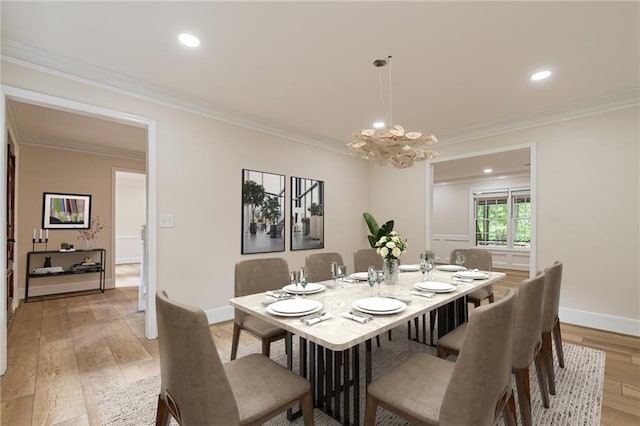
[241,169,285,254]
[42,192,92,229]
[290,176,324,251]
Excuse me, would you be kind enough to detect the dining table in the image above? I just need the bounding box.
[229,266,505,426]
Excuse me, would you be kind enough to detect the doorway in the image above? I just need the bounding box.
[114,170,146,288]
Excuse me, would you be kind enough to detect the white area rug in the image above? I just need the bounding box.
[96,327,604,425]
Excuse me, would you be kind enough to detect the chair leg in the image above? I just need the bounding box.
[473,299,481,308]
[534,346,550,408]
[376,335,381,347]
[300,390,314,426]
[488,293,495,303]
[429,311,436,346]
[261,338,270,358]
[155,395,170,426]
[364,393,378,426]
[436,346,448,359]
[552,317,565,368]
[514,368,532,426]
[388,329,392,341]
[231,323,241,361]
[503,392,518,426]
[541,331,556,395]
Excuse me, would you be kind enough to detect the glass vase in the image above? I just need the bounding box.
[83,238,94,250]
[383,258,399,294]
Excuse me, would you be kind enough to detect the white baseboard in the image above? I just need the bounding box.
[206,305,234,324]
[20,277,110,299]
[115,257,142,264]
[560,306,640,337]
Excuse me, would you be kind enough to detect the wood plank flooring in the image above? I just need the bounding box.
[1,269,638,425]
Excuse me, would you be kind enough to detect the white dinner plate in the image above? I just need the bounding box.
[352,299,406,315]
[350,272,369,281]
[353,297,404,312]
[399,264,420,272]
[414,281,457,293]
[269,298,322,315]
[436,264,466,272]
[282,282,326,294]
[455,270,490,280]
[267,303,323,317]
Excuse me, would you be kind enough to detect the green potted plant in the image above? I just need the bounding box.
[261,196,281,238]
[242,180,266,235]
[363,212,394,248]
[301,217,311,236]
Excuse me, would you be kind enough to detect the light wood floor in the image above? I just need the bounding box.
[1,269,638,425]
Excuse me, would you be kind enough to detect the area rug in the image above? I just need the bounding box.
[96,327,605,425]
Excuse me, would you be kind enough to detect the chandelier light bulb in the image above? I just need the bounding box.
[373,121,385,129]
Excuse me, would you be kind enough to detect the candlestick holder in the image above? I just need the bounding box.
[32,238,48,252]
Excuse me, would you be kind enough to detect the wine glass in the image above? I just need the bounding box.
[419,252,428,282]
[425,258,434,281]
[289,270,300,297]
[376,270,384,295]
[367,266,377,296]
[455,251,466,270]
[338,265,347,289]
[298,266,308,297]
[330,261,339,290]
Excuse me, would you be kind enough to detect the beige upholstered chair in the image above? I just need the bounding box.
[364,290,518,426]
[231,258,289,360]
[305,252,344,282]
[450,248,494,307]
[437,274,549,425]
[541,261,565,395]
[353,248,383,272]
[155,291,314,426]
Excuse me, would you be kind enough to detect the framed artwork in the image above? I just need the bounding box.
[42,192,92,229]
[290,176,324,251]
[241,169,285,254]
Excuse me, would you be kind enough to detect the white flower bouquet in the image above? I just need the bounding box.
[375,230,407,261]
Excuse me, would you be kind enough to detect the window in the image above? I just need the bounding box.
[473,188,530,249]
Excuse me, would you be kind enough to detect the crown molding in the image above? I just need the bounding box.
[19,136,145,161]
[438,90,640,145]
[3,39,638,154]
[1,39,349,156]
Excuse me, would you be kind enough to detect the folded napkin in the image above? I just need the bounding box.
[453,277,473,283]
[410,290,435,298]
[301,312,333,325]
[342,311,372,323]
[265,290,291,298]
[385,296,412,304]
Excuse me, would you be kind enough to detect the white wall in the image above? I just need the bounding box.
[371,107,640,336]
[1,60,371,324]
[115,171,146,264]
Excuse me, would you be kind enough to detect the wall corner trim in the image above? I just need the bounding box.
[559,306,640,337]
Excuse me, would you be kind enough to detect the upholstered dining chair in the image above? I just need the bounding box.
[541,261,565,395]
[231,258,289,360]
[450,248,494,307]
[364,290,518,426]
[353,248,383,272]
[437,274,549,426]
[305,252,344,282]
[155,291,314,426]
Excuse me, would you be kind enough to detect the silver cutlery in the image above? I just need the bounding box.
[410,290,436,298]
[384,296,412,304]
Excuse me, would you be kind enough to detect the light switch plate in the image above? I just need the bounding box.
[159,214,175,228]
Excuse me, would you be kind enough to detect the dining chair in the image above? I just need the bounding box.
[231,258,289,361]
[364,290,518,426]
[437,274,549,425]
[155,291,314,426]
[353,248,383,272]
[541,261,565,395]
[305,252,344,282]
[449,248,494,307]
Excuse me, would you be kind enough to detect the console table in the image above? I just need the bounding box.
[25,248,106,302]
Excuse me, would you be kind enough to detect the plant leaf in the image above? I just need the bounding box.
[363,212,379,235]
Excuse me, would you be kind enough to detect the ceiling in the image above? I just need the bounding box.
[433,148,530,183]
[2,1,638,163]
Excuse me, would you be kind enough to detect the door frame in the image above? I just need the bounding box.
[0,84,158,375]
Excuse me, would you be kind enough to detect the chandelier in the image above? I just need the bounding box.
[347,56,438,169]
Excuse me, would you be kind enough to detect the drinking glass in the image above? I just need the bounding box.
[455,251,466,270]
[425,259,434,281]
[338,265,347,289]
[419,252,428,281]
[290,270,300,296]
[330,261,339,289]
[376,270,384,295]
[367,266,377,296]
[298,266,308,297]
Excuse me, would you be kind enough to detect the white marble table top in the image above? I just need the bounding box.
[229,269,505,351]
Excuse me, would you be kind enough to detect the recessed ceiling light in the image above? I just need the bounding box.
[484,168,493,174]
[373,121,385,129]
[178,33,201,48]
[531,70,552,81]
